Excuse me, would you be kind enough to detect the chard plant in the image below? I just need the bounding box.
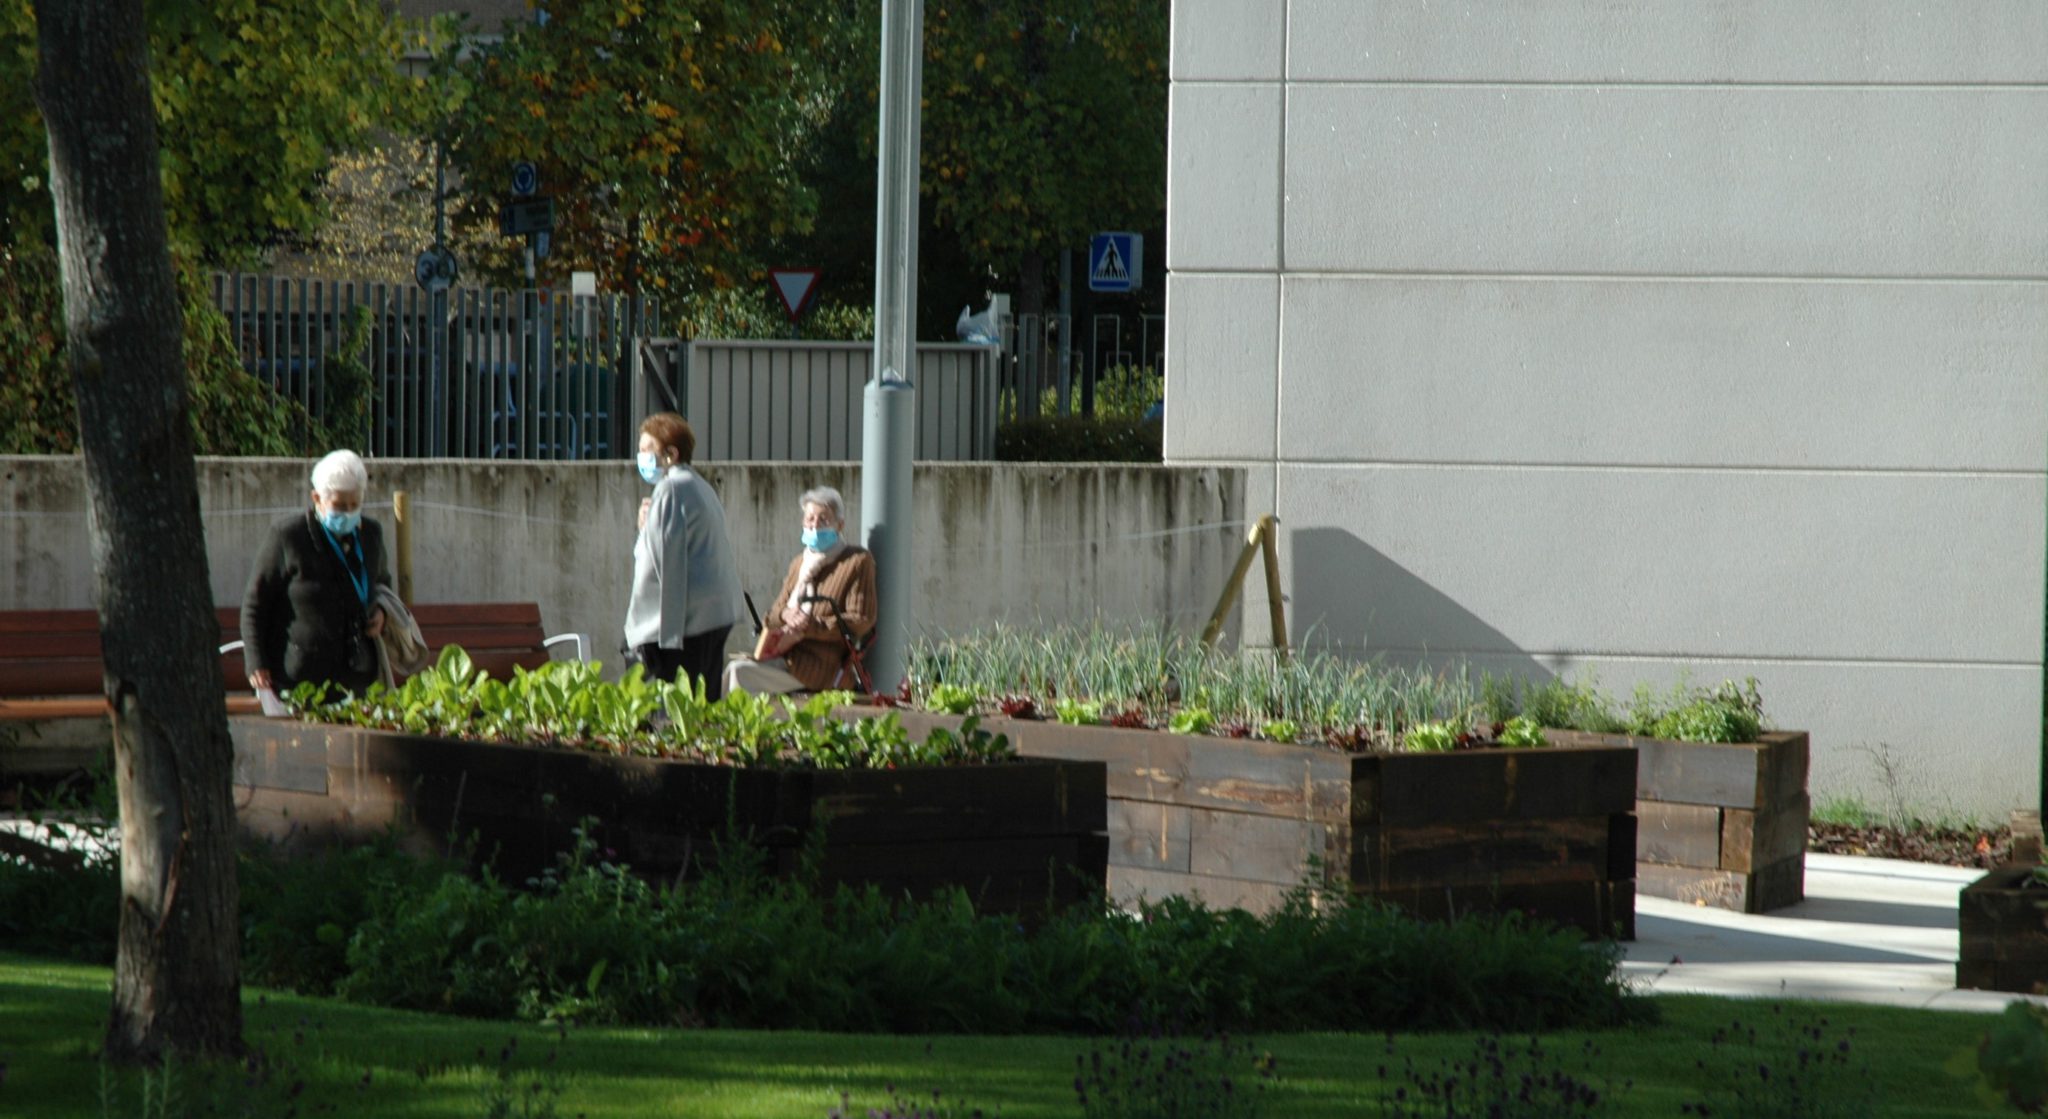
[288,648,1011,770]
[1054,698,1102,726]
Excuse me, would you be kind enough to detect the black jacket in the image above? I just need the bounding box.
[241,510,391,695]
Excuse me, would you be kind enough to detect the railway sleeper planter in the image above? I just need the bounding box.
[1959,865,2048,995]
[840,707,1637,940]
[230,717,1108,917]
[1547,729,1809,914]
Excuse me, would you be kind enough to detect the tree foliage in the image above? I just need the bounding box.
[1,0,413,262]
[444,0,851,298]
[0,241,332,456]
[858,0,1167,284]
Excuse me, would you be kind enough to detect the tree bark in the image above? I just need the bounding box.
[33,0,243,1064]
[1017,248,1045,419]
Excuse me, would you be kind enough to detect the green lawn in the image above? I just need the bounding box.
[0,952,2012,1118]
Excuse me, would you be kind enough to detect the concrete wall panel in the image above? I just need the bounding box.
[1287,1,2048,84]
[1171,0,1285,82]
[1279,276,2048,471]
[1168,83,1283,271]
[1448,650,2041,826]
[1275,464,2043,665]
[1285,87,2048,277]
[1165,273,1280,461]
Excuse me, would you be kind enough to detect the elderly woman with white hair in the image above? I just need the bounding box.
[240,449,391,698]
[723,485,877,696]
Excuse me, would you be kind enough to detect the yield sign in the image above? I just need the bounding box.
[770,268,822,323]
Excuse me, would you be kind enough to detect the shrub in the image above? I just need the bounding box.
[4,815,1645,1036]
[995,414,1161,462]
[239,831,453,995]
[331,834,1643,1034]
[0,819,118,964]
[1970,1001,2048,1114]
[0,240,326,456]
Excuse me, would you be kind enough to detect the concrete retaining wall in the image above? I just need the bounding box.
[1,457,1246,665]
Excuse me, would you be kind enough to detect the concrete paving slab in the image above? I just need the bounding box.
[1622,853,2047,1012]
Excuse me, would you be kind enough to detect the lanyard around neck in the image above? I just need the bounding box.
[318,521,371,606]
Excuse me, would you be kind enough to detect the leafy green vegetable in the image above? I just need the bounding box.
[1403,722,1457,753]
[289,648,1011,770]
[1496,716,1547,749]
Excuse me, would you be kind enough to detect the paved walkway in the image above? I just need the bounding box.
[1621,852,2036,1012]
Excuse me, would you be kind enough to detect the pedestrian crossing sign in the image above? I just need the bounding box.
[1088,232,1143,293]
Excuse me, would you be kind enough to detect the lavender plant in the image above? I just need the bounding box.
[826,1085,992,1119]
[1072,1022,1276,1119]
[1679,1005,1880,1118]
[1373,1032,1621,1118]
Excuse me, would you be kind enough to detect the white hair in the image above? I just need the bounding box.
[310,449,369,495]
[799,486,844,523]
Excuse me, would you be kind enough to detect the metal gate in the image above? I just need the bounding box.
[210,273,659,460]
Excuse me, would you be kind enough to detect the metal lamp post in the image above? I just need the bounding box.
[860,0,923,693]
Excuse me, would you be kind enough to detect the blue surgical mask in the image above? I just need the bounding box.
[320,509,361,536]
[802,526,839,552]
[637,452,662,484]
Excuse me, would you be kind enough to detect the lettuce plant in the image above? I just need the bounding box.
[289,649,1010,769]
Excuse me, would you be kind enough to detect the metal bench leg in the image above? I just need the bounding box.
[542,632,590,662]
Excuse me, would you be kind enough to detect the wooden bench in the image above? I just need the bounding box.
[0,603,582,773]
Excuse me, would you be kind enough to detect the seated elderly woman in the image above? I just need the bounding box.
[722,486,877,696]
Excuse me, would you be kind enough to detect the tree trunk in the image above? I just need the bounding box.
[1017,248,1045,419]
[33,0,243,1065]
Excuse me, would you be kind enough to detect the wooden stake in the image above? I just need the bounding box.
[1201,515,1286,653]
[393,489,413,607]
[1259,515,1288,662]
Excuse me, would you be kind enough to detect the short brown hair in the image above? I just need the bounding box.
[640,412,695,465]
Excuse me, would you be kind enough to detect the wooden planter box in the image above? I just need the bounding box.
[229,717,1107,916]
[841,708,1636,939]
[1960,865,2048,993]
[1548,730,1808,913]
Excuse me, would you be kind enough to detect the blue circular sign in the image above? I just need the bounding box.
[511,161,539,197]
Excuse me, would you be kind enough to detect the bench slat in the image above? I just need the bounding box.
[0,660,106,697]
[0,610,101,636]
[412,603,543,626]
[1,633,114,660]
[408,624,547,652]
[3,603,558,709]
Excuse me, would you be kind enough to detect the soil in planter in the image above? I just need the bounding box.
[1808,820,2012,869]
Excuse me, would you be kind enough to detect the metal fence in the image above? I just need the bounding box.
[995,310,1165,419]
[209,273,658,460]
[636,339,999,461]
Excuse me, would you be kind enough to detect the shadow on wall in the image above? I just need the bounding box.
[1287,526,1554,683]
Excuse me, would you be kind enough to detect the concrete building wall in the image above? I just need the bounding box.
[1166,0,2048,816]
[1,458,1245,664]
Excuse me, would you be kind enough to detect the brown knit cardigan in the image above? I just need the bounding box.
[761,545,877,691]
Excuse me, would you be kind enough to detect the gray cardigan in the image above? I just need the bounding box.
[623,466,742,648]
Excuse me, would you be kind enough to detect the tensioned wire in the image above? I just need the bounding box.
[0,501,1251,550]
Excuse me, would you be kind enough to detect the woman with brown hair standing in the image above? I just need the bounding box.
[624,412,743,696]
